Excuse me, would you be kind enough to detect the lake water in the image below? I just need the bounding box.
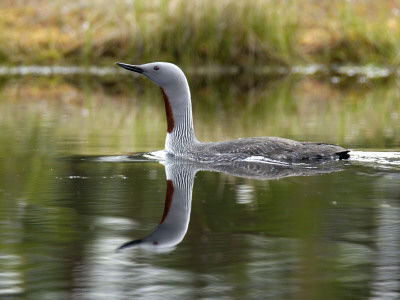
[0,68,399,299]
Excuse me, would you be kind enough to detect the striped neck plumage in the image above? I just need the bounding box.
[165,104,198,155]
[161,87,198,155]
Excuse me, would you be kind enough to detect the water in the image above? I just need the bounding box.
[0,69,399,300]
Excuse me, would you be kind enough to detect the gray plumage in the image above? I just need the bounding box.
[117,156,345,251]
[116,62,350,162]
[196,137,349,162]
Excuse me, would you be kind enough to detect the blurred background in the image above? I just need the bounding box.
[1,0,400,66]
[0,0,399,154]
[1,1,400,299]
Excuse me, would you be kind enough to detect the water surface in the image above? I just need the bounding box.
[0,70,399,299]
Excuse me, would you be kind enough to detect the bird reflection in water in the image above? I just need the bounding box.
[117,156,346,252]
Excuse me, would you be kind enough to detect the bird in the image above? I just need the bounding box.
[116,62,350,163]
[117,159,195,252]
[117,155,345,252]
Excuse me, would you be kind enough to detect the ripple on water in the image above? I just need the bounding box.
[350,151,400,169]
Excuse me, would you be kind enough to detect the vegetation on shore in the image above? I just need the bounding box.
[1,0,399,67]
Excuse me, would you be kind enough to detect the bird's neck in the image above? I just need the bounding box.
[161,87,198,155]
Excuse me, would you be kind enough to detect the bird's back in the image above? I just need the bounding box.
[196,137,349,162]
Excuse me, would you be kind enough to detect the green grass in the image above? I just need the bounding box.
[0,0,399,66]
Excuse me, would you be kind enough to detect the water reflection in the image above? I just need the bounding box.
[372,206,400,299]
[73,154,400,300]
[1,73,400,299]
[370,173,400,299]
[117,155,346,252]
[117,159,197,252]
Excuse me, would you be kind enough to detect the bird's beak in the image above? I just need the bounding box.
[116,62,144,74]
[116,239,143,251]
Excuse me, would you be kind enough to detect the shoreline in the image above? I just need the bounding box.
[1,0,399,67]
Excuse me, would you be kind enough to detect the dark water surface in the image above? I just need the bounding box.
[0,71,399,299]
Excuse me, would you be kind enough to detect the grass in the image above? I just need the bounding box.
[0,0,399,67]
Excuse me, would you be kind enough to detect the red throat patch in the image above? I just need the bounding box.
[160,180,174,223]
[160,88,174,133]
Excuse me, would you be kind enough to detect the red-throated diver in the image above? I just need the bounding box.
[117,157,345,251]
[116,62,350,162]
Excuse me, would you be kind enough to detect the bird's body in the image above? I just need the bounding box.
[194,137,349,162]
[116,62,350,162]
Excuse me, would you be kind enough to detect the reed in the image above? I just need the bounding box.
[298,0,400,65]
[0,0,399,66]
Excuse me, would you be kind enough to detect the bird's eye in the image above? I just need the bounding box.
[154,66,160,71]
